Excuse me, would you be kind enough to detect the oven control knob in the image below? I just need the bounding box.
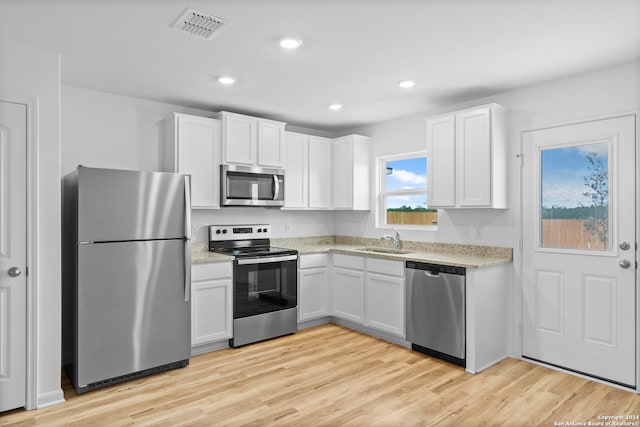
[216,229,221,234]
[257,228,262,233]
[222,229,227,234]
[263,228,268,233]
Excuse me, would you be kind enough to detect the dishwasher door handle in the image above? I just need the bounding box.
[424,270,440,277]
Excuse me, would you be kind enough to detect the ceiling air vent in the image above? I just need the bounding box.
[171,8,228,40]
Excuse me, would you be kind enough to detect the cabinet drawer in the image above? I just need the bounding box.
[299,253,329,269]
[366,258,404,277]
[192,261,232,281]
[333,254,365,270]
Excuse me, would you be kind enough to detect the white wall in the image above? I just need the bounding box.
[61,85,215,176]
[337,61,640,248]
[0,42,63,408]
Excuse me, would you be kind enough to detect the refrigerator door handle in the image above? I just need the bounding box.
[184,175,192,302]
[184,175,192,239]
[184,240,191,302]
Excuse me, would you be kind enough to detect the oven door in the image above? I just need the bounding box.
[233,254,297,319]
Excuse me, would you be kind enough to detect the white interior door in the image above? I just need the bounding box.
[0,101,27,411]
[522,115,636,387]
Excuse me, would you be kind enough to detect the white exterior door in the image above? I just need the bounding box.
[522,115,636,387]
[0,101,27,411]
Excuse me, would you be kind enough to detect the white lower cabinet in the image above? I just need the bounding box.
[365,258,405,337]
[298,254,329,321]
[332,254,365,324]
[191,262,233,348]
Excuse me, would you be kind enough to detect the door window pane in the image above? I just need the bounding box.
[540,143,609,250]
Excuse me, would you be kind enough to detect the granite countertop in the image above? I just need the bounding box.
[192,237,513,269]
[191,242,234,264]
[288,244,510,269]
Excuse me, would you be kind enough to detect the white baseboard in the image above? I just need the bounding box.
[37,388,65,409]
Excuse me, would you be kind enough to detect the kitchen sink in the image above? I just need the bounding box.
[355,247,414,255]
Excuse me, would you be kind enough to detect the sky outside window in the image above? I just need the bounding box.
[541,143,608,208]
[385,157,427,209]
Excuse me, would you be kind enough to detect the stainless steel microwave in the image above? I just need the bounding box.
[220,164,285,207]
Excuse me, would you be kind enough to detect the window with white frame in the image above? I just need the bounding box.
[377,152,437,228]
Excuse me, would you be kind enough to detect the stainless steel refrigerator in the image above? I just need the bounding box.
[62,166,192,394]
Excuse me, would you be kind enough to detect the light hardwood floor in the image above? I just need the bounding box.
[2,324,640,426]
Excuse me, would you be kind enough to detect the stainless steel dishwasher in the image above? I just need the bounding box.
[406,261,466,367]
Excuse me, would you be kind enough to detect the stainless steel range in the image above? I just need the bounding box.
[209,224,298,347]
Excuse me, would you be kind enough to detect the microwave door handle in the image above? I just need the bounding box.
[273,174,280,200]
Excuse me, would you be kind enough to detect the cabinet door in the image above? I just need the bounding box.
[308,137,332,209]
[191,263,233,346]
[284,133,308,208]
[191,277,233,345]
[365,272,405,337]
[332,267,365,324]
[426,115,456,207]
[258,120,285,167]
[299,267,329,321]
[332,136,353,209]
[177,115,221,209]
[456,107,492,207]
[223,113,257,165]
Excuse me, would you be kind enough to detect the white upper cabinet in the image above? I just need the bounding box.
[283,132,309,208]
[426,115,456,207]
[164,113,221,209]
[219,111,285,167]
[308,136,332,209]
[332,135,371,210]
[283,132,332,209]
[426,103,507,209]
[258,119,286,167]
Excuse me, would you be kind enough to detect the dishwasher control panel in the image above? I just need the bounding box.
[406,261,465,276]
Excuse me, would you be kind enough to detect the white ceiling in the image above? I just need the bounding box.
[1,0,639,132]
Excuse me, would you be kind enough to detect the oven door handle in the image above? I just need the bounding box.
[237,254,298,265]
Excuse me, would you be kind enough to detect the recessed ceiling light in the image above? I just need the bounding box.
[397,80,415,89]
[279,38,303,50]
[218,76,237,85]
[328,104,343,111]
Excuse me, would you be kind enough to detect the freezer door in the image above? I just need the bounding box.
[77,166,188,242]
[76,239,190,388]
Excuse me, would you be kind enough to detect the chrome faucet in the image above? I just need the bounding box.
[382,227,402,250]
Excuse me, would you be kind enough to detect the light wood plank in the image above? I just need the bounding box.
[2,324,639,426]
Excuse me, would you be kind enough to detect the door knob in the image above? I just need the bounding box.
[619,260,631,269]
[619,241,631,251]
[7,267,21,277]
